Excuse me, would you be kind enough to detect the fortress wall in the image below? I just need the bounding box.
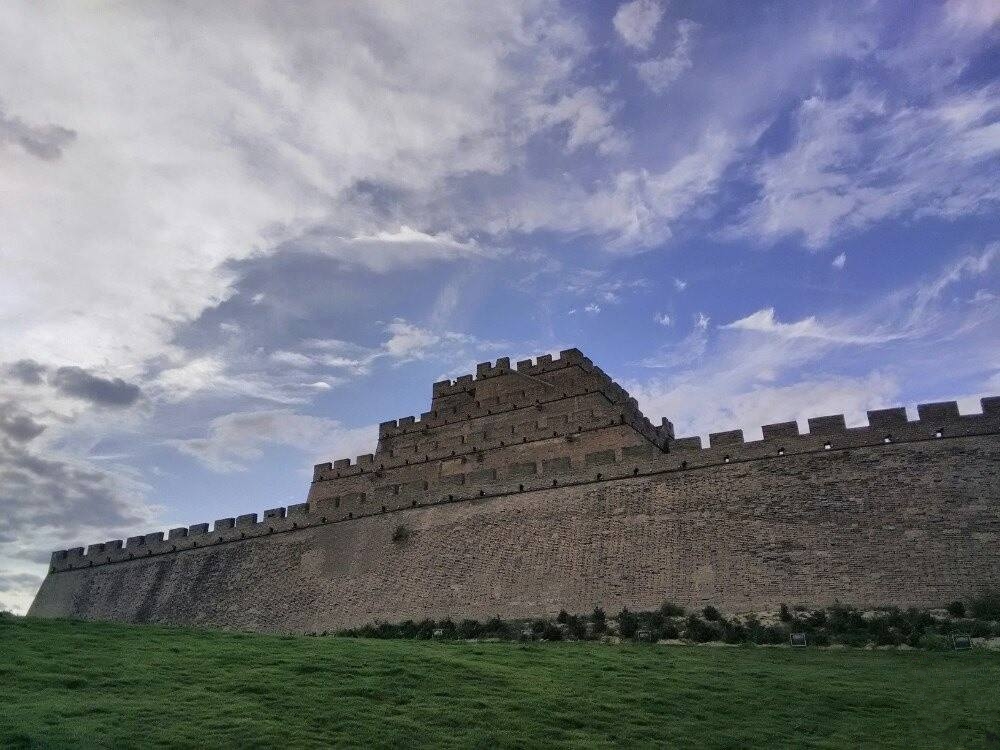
[378,350,667,456]
[306,417,649,508]
[308,424,646,516]
[30,400,1000,632]
[378,391,629,458]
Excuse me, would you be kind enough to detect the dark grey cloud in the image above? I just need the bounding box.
[50,367,142,407]
[6,359,46,385]
[0,105,76,160]
[0,571,42,593]
[4,360,141,408]
[0,437,154,551]
[0,405,45,442]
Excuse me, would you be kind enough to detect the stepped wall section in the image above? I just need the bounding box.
[28,378,1000,631]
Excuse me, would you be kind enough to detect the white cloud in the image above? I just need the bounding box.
[584,303,602,315]
[734,83,1000,247]
[631,246,1000,438]
[148,355,321,405]
[633,370,900,440]
[0,1,591,374]
[641,312,710,367]
[722,307,902,345]
[273,319,508,381]
[494,126,746,248]
[168,410,378,473]
[674,278,687,291]
[613,0,664,50]
[528,86,627,155]
[944,0,1000,29]
[654,312,672,326]
[635,20,698,94]
[384,319,442,360]
[832,252,847,269]
[270,351,316,368]
[301,225,493,273]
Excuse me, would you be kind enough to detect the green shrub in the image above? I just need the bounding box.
[323,600,991,648]
[415,619,437,639]
[482,616,509,639]
[867,618,903,646]
[685,615,721,643]
[566,615,588,640]
[391,524,410,543]
[750,624,786,645]
[805,609,827,627]
[722,622,747,644]
[946,601,966,618]
[935,618,955,634]
[832,631,869,648]
[827,603,864,633]
[970,590,1000,621]
[592,607,607,634]
[541,622,563,641]
[917,632,951,651]
[617,608,639,639]
[966,620,993,638]
[659,622,680,640]
[659,601,685,617]
[383,622,408,639]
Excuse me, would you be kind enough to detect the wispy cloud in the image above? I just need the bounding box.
[168,410,378,473]
[635,20,699,94]
[721,307,903,345]
[613,0,664,50]
[733,83,1000,247]
[292,225,496,273]
[630,246,1000,437]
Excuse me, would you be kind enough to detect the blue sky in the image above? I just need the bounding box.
[1,0,998,612]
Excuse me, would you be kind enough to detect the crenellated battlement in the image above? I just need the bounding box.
[430,349,591,399]
[319,386,665,483]
[47,394,1000,575]
[375,348,667,456]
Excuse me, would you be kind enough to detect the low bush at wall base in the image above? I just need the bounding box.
[332,595,1000,650]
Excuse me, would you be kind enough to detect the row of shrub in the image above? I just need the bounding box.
[332,591,1000,649]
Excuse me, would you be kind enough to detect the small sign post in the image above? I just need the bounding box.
[790,632,807,647]
[952,634,972,651]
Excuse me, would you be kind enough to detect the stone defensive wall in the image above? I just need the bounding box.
[28,348,1000,632]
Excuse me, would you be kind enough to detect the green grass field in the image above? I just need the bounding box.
[2,616,999,749]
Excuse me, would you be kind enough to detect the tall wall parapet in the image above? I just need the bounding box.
[28,349,1000,632]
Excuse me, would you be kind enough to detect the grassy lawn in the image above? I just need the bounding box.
[1,616,998,749]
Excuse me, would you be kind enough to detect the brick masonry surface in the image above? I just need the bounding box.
[28,349,1000,632]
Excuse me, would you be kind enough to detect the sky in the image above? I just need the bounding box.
[1,0,998,613]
